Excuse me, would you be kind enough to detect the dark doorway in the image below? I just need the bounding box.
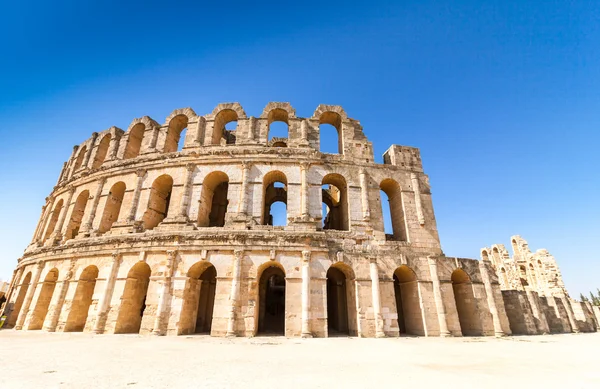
[195,266,217,333]
[327,267,349,335]
[258,266,286,335]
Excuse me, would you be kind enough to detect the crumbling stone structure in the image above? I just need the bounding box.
[0,102,595,338]
[482,236,600,334]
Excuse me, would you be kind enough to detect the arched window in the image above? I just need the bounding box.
[212,109,238,145]
[492,247,502,266]
[262,171,288,226]
[65,190,90,240]
[319,112,342,154]
[481,250,490,261]
[92,134,111,169]
[500,267,510,289]
[142,175,173,230]
[73,146,87,171]
[98,182,126,233]
[267,108,289,146]
[529,263,538,288]
[379,179,406,241]
[322,174,349,231]
[124,123,145,159]
[164,115,188,153]
[197,172,229,227]
[519,265,528,286]
[43,199,64,242]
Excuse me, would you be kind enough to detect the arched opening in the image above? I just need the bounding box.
[262,171,288,226]
[92,134,111,169]
[73,146,87,171]
[258,265,286,335]
[114,262,151,334]
[379,179,407,241]
[43,200,64,242]
[28,268,59,330]
[124,123,145,159]
[267,108,289,145]
[179,262,217,335]
[481,250,489,261]
[142,175,173,230]
[164,115,189,153]
[492,247,502,266]
[212,109,238,145]
[322,174,348,231]
[6,272,32,327]
[500,267,509,289]
[451,269,482,336]
[197,172,229,227]
[393,265,424,335]
[64,265,99,332]
[537,260,546,287]
[98,182,126,233]
[319,111,343,154]
[65,190,90,240]
[326,266,351,335]
[519,265,529,287]
[529,263,538,288]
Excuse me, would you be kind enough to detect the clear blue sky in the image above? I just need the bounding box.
[0,1,598,297]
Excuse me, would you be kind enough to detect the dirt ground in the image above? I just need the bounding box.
[0,331,598,389]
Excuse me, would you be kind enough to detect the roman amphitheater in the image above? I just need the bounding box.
[0,102,598,338]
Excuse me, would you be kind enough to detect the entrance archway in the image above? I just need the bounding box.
[179,262,217,335]
[393,265,424,335]
[64,265,99,332]
[258,265,286,335]
[326,266,350,335]
[115,262,151,334]
[6,272,32,327]
[29,268,59,330]
[451,268,483,336]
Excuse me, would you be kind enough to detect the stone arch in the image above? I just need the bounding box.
[537,260,546,287]
[6,272,32,327]
[481,249,490,261]
[265,107,290,143]
[65,190,90,240]
[529,263,538,288]
[98,182,126,233]
[28,268,59,330]
[64,265,99,332]
[92,134,111,169]
[259,102,296,119]
[318,111,343,154]
[164,114,189,153]
[262,171,288,226]
[257,261,286,335]
[211,109,239,145]
[500,267,509,288]
[178,261,217,335]
[197,171,229,227]
[73,146,87,171]
[124,123,146,159]
[43,199,64,242]
[519,265,529,286]
[114,262,151,334]
[393,265,424,335]
[326,262,357,336]
[491,247,502,266]
[142,175,173,230]
[322,173,349,231]
[379,178,407,241]
[451,268,483,336]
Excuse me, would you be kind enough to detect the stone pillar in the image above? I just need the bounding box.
[427,256,451,337]
[226,249,243,337]
[525,289,549,334]
[106,133,120,161]
[92,253,122,334]
[44,261,75,332]
[247,117,255,141]
[153,250,177,335]
[562,296,580,333]
[370,258,385,337]
[300,163,310,217]
[178,164,195,218]
[31,201,50,244]
[238,163,251,216]
[411,173,425,225]
[0,267,21,317]
[299,120,310,146]
[126,169,147,223]
[51,187,76,243]
[79,178,106,236]
[194,117,206,146]
[15,261,45,330]
[301,250,312,338]
[359,169,371,221]
[82,132,98,169]
[479,260,505,336]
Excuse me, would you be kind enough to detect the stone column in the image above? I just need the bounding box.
[44,261,75,332]
[247,117,256,141]
[82,132,98,169]
[299,120,310,146]
[79,178,106,236]
[226,249,243,337]
[562,296,580,333]
[370,258,386,337]
[126,169,147,223]
[359,169,371,221]
[178,164,195,219]
[15,261,45,330]
[411,173,425,225]
[238,163,251,216]
[52,187,76,242]
[31,201,49,244]
[92,253,122,334]
[106,133,120,161]
[427,256,451,337]
[300,163,310,218]
[301,250,312,338]
[479,260,505,336]
[0,267,21,317]
[153,250,177,335]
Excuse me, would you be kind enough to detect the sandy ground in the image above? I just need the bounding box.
[0,331,598,389]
